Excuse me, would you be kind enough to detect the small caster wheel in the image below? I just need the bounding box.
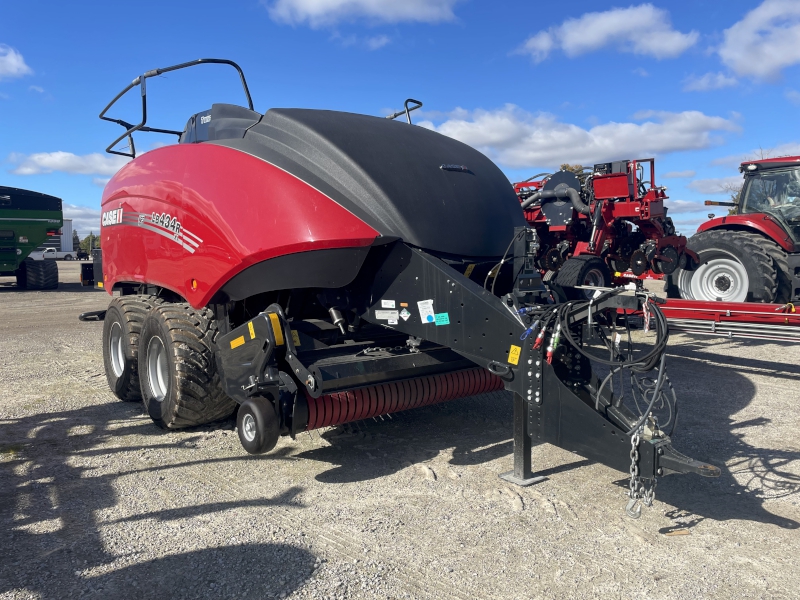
[237,397,280,454]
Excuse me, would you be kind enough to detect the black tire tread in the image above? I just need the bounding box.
[555,255,594,287]
[683,230,777,302]
[108,295,160,401]
[739,231,791,303]
[24,259,58,290]
[149,303,236,429]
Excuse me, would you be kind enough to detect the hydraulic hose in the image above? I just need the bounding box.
[519,187,591,215]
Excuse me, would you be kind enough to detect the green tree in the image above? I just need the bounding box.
[72,230,80,251]
[80,233,101,253]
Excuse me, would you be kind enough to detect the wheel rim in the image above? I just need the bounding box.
[580,267,607,299]
[241,413,257,442]
[109,322,125,378]
[146,336,169,402]
[677,250,749,302]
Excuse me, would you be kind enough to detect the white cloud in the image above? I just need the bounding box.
[670,216,708,236]
[63,204,101,235]
[518,4,698,63]
[683,72,738,92]
[786,89,800,105]
[92,177,111,187]
[418,105,738,169]
[687,176,743,195]
[662,170,696,178]
[710,143,800,167]
[8,151,129,176]
[719,0,800,80]
[664,199,704,214]
[633,68,649,77]
[366,34,391,50]
[265,0,459,27]
[0,44,32,81]
[28,85,44,93]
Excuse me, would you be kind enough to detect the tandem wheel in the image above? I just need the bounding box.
[237,397,280,455]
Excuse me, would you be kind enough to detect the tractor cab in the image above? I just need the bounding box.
[738,160,800,244]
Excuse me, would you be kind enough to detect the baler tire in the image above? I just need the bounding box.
[674,230,777,303]
[236,397,280,455]
[138,303,237,429]
[103,295,160,401]
[741,231,791,304]
[554,256,611,300]
[23,258,58,290]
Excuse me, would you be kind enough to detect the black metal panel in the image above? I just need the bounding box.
[217,246,371,302]
[0,186,62,212]
[216,313,279,402]
[357,242,528,390]
[307,347,473,393]
[530,359,656,476]
[211,108,526,258]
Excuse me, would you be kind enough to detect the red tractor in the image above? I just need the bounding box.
[513,159,691,298]
[667,155,800,303]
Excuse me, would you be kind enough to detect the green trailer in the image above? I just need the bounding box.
[0,186,63,289]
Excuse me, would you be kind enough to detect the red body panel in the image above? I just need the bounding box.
[696,214,794,252]
[100,144,379,308]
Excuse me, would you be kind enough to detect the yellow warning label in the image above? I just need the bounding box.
[291,330,301,347]
[464,263,476,278]
[230,335,245,349]
[489,265,500,279]
[268,313,285,346]
[97,282,104,288]
[247,321,256,340]
[508,344,522,366]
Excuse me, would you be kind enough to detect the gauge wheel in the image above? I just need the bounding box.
[554,255,612,300]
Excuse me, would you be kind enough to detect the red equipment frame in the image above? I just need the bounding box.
[515,159,690,286]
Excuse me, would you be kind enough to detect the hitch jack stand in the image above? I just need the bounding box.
[499,393,546,487]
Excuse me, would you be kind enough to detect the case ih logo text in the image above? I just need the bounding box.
[102,208,123,226]
[200,115,211,124]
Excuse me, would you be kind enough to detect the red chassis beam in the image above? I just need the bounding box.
[656,298,800,342]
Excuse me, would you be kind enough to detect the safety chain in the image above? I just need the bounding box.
[625,424,658,519]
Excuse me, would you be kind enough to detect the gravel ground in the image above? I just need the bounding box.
[1,262,799,599]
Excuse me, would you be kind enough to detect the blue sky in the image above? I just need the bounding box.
[1,0,799,237]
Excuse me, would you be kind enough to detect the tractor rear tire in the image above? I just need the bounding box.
[741,231,791,303]
[103,295,159,401]
[672,230,777,302]
[23,258,58,290]
[138,302,237,429]
[554,256,611,300]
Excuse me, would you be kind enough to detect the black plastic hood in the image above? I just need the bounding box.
[209,107,525,258]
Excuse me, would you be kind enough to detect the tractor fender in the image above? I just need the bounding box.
[696,214,794,252]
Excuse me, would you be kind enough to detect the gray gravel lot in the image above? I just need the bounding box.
[1,262,799,599]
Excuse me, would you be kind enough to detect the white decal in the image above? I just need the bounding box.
[399,308,411,321]
[102,208,123,226]
[417,299,435,324]
[381,299,396,309]
[375,310,399,321]
[200,114,211,124]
